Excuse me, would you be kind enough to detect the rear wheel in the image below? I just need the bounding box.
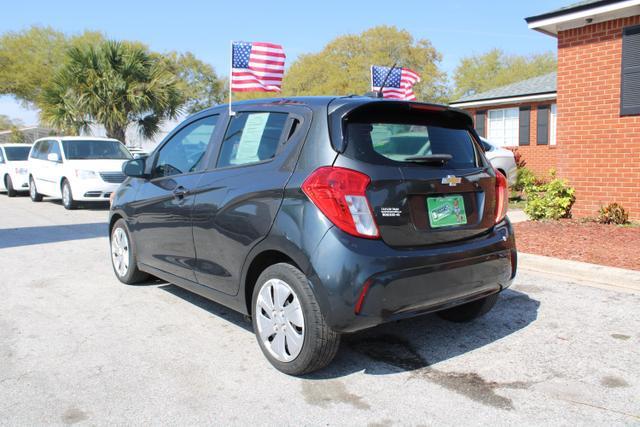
[437,293,499,323]
[5,175,17,197]
[252,263,340,375]
[110,219,149,284]
[29,176,42,202]
[61,179,76,210]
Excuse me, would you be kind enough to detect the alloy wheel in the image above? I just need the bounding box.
[255,278,305,362]
[111,227,130,277]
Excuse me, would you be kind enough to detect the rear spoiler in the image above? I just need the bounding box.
[327,98,474,153]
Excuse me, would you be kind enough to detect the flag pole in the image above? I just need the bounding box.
[229,40,235,117]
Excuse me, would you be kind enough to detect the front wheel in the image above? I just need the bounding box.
[61,180,76,210]
[110,219,149,284]
[252,263,340,375]
[29,177,42,202]
[437,292,499,323]
[5,175,17,197]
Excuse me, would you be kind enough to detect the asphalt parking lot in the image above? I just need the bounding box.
[1,195,639,425]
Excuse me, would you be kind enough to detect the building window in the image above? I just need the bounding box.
[487,108,519,147]
[621,25,640,116]
[549,104,557,146]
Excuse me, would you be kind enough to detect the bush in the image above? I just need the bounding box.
[597,203,629,225]
[524,175,576,220]
[513,167,538,192]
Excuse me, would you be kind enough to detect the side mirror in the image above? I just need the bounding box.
[47,152,60,162]
[123,158,148,178]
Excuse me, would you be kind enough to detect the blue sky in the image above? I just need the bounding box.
[1,0,566,124]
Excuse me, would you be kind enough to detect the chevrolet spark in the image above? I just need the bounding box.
[109,97,517,375]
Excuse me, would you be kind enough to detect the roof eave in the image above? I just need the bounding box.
[526,0,640,37]
[449,92,557,109]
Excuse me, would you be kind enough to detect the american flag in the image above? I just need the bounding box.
[231,41,285,92]
[371,65,421,100]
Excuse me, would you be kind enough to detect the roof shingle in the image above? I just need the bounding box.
[451,72,557,104]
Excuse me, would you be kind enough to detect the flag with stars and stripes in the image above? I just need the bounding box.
[231,41,285,92]
[371,65,421,100]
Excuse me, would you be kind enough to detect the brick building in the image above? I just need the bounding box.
[449,73,559,177]
[453,0,640,220]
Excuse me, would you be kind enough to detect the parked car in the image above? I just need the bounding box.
[479,137,517,186]
[109,97,516,375]
[0,143,32,197]
[28,137,132,209]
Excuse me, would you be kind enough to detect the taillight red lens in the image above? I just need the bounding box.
[302,166,380,239]
[494,170,509,223]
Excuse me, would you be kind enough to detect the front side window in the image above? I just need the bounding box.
[217,112,288,168]
[153,115,218,178]
[4,146,31,161]
[0,148,4,163]
[48,141,62,161]
[37,141,51,160]
[62,140,132,160]
[487,108,519,147]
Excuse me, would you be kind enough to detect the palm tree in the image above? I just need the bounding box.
[40,40,182,143]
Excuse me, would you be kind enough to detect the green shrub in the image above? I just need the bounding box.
[524,176,576,220]
[597,203,629,225]
[513,167,538,192]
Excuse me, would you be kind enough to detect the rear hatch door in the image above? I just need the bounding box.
[331,101,497,248]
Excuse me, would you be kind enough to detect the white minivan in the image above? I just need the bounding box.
[28,137,132,209]
[0,143,32,197]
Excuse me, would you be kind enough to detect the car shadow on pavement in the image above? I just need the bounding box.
[158,282,540,378]
[48,199,111,211]
[308,288,540,379]
[158,284,254,332]
[0,222,107,249]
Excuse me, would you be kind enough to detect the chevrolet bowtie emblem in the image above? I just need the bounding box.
[441,175,462,187]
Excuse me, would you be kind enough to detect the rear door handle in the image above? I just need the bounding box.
[173,186,189,199]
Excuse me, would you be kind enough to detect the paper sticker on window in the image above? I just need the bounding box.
[232,113,270,164]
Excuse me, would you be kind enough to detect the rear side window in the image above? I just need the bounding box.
[347,122,478,169]
[5,146,31,161]
[217,112,288,168]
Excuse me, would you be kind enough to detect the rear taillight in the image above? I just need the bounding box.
[494,170,508,223]
[302,166,380,239]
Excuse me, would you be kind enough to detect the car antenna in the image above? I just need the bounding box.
[365,63,397,98]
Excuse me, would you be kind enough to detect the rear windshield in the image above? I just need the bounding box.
[62,140,132,160]
[4,146,31,161]
[346,122,478,169]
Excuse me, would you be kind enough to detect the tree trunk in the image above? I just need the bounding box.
[106,127,126,145]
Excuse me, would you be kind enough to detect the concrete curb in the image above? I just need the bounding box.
[518,252,640,294]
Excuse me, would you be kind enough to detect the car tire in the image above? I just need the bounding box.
[29,176,43,202]
[110,219,149,285]
[5,175,17,197]
[437,292,499,323]
[61,179,76,210]
[252,263,340,375]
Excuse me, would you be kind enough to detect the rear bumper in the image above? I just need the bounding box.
[308,219,517,333]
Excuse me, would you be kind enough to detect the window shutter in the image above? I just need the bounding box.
[475,110,486,137]
[621,25,640,116]
[519,106,530,146]
[537,105,549,145]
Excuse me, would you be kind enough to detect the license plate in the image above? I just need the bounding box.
[427,195,467,228]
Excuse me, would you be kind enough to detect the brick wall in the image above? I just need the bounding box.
[466,102,559,176]
[557,16,640,220]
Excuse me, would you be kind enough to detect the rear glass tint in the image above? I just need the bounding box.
[346,122,478,169]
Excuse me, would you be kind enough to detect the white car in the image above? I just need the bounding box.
[0,143,32,197]
[480,138,517,187]
[28,137,132,209]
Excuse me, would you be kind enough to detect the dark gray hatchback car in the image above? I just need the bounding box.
[109,96,516,374]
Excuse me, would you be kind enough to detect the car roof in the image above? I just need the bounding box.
[34,136,122,143]
[190,95,470,120]
[0,143,33,147]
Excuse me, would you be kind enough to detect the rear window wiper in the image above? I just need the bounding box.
[403,154,452,165]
